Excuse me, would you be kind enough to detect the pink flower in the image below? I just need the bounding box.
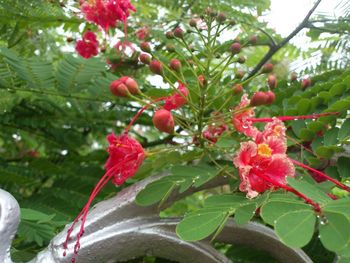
[104,133,145,185]
[80,0,135,31]
[232,94,259,138]
[76,31,99,59]
[163,82,189,111]
[233,121,294,198]
[135,26,150,40]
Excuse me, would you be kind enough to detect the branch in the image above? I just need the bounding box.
[245,0,322,79]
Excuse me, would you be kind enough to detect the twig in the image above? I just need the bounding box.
[244,0,322,80]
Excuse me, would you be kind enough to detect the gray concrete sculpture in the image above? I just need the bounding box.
[0,174,313,263]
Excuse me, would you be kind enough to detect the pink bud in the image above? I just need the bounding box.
[262,63,274,73]
[110,81,129,97]
[230,42,241,54]
[301,78,311,89]
[139,53,151,64]
[153,109,174,134]
[233,84,243,94]
[250,91,268,106]
[169,59,182,72]
[140,42,151,53]
[267,74,277,89]
[265,91,276,104]
[149,60,163,75]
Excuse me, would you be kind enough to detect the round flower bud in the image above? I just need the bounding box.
[262,63,274,73]
[153,109,174,134]
[198,75,206,88]
[169,58,182,72]
[124,77,139,95]
[139,53,151,64]
[110,81,129,97]
[235,69,245,79]
[189,19,197,27]
[250,91,268,106]
[174,27,184,38]
[265,91,276,104]
[166,43,175,52]
[140,42,151,53]
[233,84,243,94]
[230,42,241,54]
[237,56,246,64]
[301,78,311,89]
[249,35,258,45]
[217,12,226,23]
[267,74,277,89]
[149,60,163,75]
[165,31,174,39]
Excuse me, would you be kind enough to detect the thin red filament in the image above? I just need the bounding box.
[291,159,350,193]
[247,112,339,123]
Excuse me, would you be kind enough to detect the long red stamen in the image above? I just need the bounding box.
[258,173,321,212]
[247,112,339,123]
[123,97,168,133]
[291,159,350,193]
[63,157,131,262]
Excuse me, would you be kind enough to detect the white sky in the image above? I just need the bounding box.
[265,0,342,38]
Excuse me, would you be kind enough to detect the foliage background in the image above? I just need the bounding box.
[0,0,349,262]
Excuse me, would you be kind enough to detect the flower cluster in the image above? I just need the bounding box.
[75,31,99,59]
[80,0,135,31]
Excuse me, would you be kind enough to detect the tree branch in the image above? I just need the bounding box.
[245,0,322,80]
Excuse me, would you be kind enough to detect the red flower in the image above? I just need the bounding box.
[135,26,150,40]
[105,133,145,185]
[80,0,135,31]
[63,133,145,261]
[203,124,228,143]
[163,82,189,111]
[232,94,259,138]
[76,31,99,59]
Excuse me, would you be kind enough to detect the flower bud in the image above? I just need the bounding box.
[265,91,276,104]
[139,53,151,64]
[250,91,268,106]
[166,43,175,52]
[140,42,151,53]
[153,109,174,134]
[291,72,298,82]
[230,42,241,54]
[249,35,258,45]
[262,63,274,73]
[110,81,129,97]
[165,31,174,39]
[169,58,182,72]
[229,19,236,26]
[216,12,226,23]
[124,77,139,95]
[267,74,277,89]
[149,60,163,75]
[174,27,184,38]
[237,56,246,64]
[233,84,243,94]
[66,37,74,43]
[198,75,206,88]
[189,19,197,27]
[235,69,245,79]
[301,78,311,89]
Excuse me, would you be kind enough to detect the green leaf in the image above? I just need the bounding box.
[18,220,55,246]
[135,179,175,206]
[275,210,316,248]
[287,177,330,205]
[324,128,339,146]
[215,136,238,148]
[21,208,55,223]
[339,119,350,140]
[176,210,228,241]
[324,198,350,219]
[319,212,350,251]
[205,194,249,208]
[261,200,311,226]
[234,203,256,225]
[338,157,350,178]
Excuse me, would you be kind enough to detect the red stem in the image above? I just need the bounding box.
[291,159,350,193]
[258,173,321,212]
[247,112,339,123]
[123,97,168,133]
